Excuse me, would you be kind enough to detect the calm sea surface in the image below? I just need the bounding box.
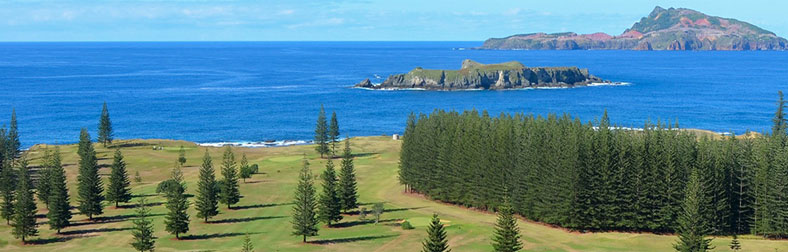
[1,42,787,147]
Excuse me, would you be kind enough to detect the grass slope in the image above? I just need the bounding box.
[0,136,786,251]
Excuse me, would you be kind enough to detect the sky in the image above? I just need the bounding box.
[1,0,786,41]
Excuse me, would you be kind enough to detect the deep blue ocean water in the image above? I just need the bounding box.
[1,41,787,147]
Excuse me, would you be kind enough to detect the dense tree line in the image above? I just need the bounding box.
[399,93,788,236]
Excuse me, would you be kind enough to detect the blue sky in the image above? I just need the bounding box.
[1,0,786,41]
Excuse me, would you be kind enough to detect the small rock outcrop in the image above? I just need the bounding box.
[355,60,611,91]
[355,78,374,88]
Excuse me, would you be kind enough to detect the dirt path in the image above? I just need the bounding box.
[373,230,410,252]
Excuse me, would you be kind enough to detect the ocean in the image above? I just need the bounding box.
[1,41,787,148]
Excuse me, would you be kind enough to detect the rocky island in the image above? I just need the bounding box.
[355,59,611,90]
[480,6,788,51]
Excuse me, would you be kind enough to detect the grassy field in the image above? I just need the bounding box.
[0,136,787,251]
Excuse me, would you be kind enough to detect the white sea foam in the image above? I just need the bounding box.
[590,126,729,135]
[353,82,632,91]
[198,140,311,148]
[587,82,631,87]
[198,85,300,91]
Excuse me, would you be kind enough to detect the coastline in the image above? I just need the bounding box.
[26,128,751,151]
[353,81,631,92]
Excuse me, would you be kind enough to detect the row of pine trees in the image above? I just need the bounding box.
[0,103,368,251]
[291,105,361,243]
[0,106,119,243]
[399,92,788,237]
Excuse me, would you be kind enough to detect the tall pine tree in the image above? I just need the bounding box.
[130,197,156,251]
[106,149,132,207]
[77,129,104,220]
[0,161,15,224]
[195,150,219,222]
[318,159,342,227]
[178,146,187,167]
[772,91,787,136]
[98,102,113,146]
[314,105,329,158]
[240,153,250,183]
[422,213,451,252]
[219,146,240,209]
[171,162,186,191]
[674,169,714,252]
[12,159,37,243]
[338,138,358,213]
[7,109,20,158]
[36,148,54,208]
[164,174,190,239]
[491,197,522,252]
[242,232,254,252]
[47,147,71,233]
[0,127,6,162]
[292,157,318,242]
[329,111,340,156]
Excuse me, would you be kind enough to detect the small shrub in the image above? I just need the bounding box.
[155,179,180,194]
[401,220,414,230]
[359,207,367,221]
[373,203,384,224]
[240,166,252,182]
[249,164,259,174]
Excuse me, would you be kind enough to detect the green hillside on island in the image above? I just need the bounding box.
[481,6,788,50]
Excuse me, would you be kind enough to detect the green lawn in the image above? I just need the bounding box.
[0,136,786,251]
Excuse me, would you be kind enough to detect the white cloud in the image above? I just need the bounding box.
[504,8,521,16]
[286,17,344,29]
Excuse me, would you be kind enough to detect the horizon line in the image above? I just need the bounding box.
[0,40,485,43]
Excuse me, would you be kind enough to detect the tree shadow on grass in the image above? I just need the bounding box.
[93,213,140,222]
[118,201,164,209]
[232,202,292,210]
[351,152,377,158]
[68,213,164,227]
[26,235,87,245]
[210,216,286,224]
[345,206,425,215]
[308,234,398,245]
[132,193,158,198]
[60,227,132,236]
[181,232,259,240]
[384,207,426,213]
[331,219,373,228]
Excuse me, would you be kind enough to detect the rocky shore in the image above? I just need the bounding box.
[355,59,611,91]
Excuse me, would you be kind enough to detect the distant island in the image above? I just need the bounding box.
[480,6,788,51]
[355,59,612,91]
